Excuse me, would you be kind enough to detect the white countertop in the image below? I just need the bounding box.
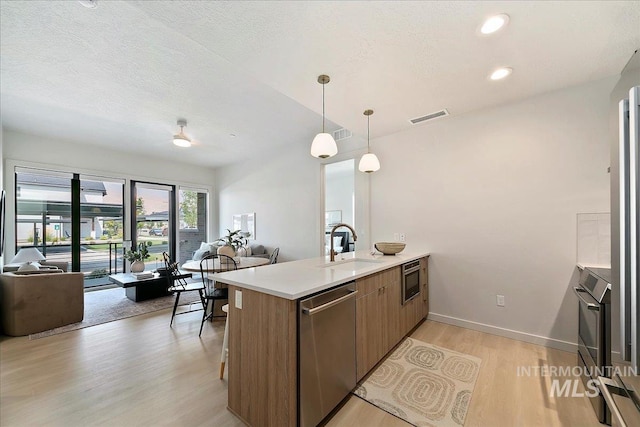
[211,250,430,300]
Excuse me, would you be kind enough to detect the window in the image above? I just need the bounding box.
[178,188,208,263]
[14,169,125,287]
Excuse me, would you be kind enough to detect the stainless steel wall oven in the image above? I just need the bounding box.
[575,267,612,424]
[402,260,421,304]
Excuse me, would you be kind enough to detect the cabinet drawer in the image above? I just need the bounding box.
[356,266,401,297]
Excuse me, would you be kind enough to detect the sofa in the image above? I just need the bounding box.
[190,242,271,261]
[3,260,70,272]
[0,271,84,336]
[247,244,270,259]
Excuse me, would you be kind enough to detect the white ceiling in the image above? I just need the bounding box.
[1,1,639,168]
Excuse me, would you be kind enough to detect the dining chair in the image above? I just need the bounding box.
[199,253,237,337]
[220,303,230,379]
[269,247,280,264]
[163,252,205,327]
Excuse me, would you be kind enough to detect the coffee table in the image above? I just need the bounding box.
[108,271,192,302]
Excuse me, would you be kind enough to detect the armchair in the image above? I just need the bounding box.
[0,271,84,336]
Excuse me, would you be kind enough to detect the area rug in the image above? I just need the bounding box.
[353,337,482,427]
[29,287,202,340]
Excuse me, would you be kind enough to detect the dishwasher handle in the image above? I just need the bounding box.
[302,290,358,316]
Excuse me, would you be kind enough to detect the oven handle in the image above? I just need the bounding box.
[573,287,600,311]
[598,377,629,427]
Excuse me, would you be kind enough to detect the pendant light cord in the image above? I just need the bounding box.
[367,114,370,153]
[322,83,325,133]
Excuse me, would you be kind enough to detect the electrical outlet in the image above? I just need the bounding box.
[235,290,243,309]
[399,233,406,242]
[393,233,399,241]
[497,294,505,307]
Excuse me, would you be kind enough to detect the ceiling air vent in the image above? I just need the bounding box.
[409,109,449,125]
[333,128,352,141]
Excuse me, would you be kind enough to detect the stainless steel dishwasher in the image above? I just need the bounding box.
[299,281,357,427]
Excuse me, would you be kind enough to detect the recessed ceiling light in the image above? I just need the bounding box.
[490,67,513,81]
[480,14,509,35]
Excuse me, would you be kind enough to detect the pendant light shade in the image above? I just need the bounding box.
[311,75,338,159]
[173,119,191,148]
[358,109,380,173]
[359,153,380,173]
[311,133,338,158]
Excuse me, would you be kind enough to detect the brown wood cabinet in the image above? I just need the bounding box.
[356,257,429,381]
[355,266,401,380]
[421,256,429,318]
[226,285,298,427]
[223,255,430,426]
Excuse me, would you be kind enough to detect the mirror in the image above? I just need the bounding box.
[324,159,355,254]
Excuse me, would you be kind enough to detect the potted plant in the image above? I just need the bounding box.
[216,229,250,258]
[125,241,151,273]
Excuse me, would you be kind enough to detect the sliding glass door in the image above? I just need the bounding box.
[132,182,174,270]
[15,169,73,266]
[79,177,124,286]
[14,169,201,281]
[177,188,208,263]
[14,169,124,287]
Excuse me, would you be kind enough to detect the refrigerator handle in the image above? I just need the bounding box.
[620,98,631,362]
[629,86,639,373]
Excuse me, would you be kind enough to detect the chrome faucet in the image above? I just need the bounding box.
[329,223,358,262]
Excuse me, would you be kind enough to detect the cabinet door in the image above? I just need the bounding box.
[356,290,385,381]
[420,257,429,318]
[385,280,403,353]
[400,297,413,337]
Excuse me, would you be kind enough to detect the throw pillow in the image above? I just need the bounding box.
[250,244,265,255]
[193,249,209,261]
[206,242,220,254]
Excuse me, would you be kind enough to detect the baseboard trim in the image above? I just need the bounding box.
[427,312,578,353]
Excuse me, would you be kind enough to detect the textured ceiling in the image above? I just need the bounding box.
[1,1,639,168]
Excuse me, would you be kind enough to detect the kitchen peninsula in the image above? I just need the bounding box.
[213,250,430,426]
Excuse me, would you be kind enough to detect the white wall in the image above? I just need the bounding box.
[370,77,616,350]
[2,130,216,259]
[215,141,322,262]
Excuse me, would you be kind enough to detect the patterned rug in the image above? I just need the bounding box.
[29,286,202,339]
[354,337,481,427]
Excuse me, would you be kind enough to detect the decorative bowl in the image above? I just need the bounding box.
[374,242,406,255]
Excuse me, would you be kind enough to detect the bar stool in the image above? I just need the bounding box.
[220,303,229,379]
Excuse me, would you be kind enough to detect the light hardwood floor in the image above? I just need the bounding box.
[1,308,602,427]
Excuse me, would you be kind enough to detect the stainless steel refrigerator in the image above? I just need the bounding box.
[600,50,640,427]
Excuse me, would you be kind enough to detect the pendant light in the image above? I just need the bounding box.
[310,75,338,159]
[173,119,191,148]
[358,109,380,173]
